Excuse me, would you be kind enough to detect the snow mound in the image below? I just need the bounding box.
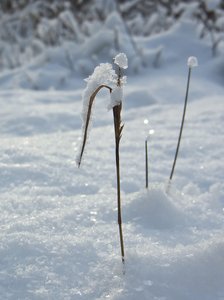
[125,187,187,230]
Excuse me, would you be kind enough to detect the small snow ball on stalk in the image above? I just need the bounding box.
[114,53,128,70]
[76,53,128,271]
[168,56,198,188]
[187,56,198,68]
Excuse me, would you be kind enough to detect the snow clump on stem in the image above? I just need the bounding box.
[114,53,128,69]
[77,53,128,166]
[109,86,123,110]
[108,53,128,110]
[187,56,198,68]
[81,63,115,120]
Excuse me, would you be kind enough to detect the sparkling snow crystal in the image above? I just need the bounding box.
[114,53,128,69]
[187,56,198,68]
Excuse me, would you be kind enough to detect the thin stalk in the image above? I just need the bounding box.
[113,104,125,266]
[77,81,125,267]
[77,84,112,167]
[145,139,148,189]
[169,67,192,181]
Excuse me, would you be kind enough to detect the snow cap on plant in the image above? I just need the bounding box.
[108,53,128,110]
[187,56,198,68]
[85,63,115,86]
[114,53,128,69]
[77,53,128,266]
[168,55,198,184]
[77,53,128,166]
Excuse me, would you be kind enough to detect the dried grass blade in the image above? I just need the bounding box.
[78,84,112,167]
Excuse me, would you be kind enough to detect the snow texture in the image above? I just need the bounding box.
[109,86,123,110]
[76,63,113,166]
[0,11,224,300]
[81,63,114,120]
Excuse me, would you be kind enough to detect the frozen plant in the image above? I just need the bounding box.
[77,53,128,269]
[169,56,198,184]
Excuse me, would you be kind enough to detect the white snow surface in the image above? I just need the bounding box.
[0,20,224,300]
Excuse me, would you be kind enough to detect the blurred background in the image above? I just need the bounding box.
[0,0,223,88]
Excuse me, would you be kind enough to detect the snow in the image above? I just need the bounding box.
[77,54,128,165]
[114,53,128,69]
[0,14,224,300]
[187,56,198,68]
[80,62,114,123]
[109,86,123,109]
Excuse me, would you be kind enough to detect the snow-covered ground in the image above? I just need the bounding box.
[0,19,224,300]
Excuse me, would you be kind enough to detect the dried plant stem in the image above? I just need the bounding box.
[169,67,192,181]
[78,83,125,266]
[113,104,125,265]
[145,139,148,189]
[77,84,112,167]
